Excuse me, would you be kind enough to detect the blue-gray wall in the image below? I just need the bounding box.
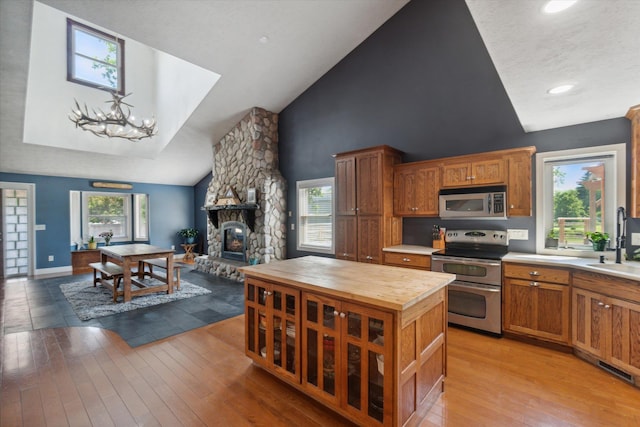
[194,171,213,254]
[278,0,637,259]
[0,173,197,270]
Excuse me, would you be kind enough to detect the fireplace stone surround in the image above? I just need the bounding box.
[195,107,287,281]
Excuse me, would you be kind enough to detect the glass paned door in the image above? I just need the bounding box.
[1,184,33,278]
[302,293,340,405]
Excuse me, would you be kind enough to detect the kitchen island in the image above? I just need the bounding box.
[239,256,455,427]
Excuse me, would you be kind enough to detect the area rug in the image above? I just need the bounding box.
[60,279,212,321]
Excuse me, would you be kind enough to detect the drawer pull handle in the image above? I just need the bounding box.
[342,253,348,257]
[402,257,411,262]
[529,271,540,277]
[530,282,539,287]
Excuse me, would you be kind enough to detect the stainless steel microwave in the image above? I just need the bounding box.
[439,188,507,219]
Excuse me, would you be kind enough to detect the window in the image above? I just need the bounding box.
[297,178,334,254]
[536,143,626,257]
[70,191,149,244]
[67,18,124,93]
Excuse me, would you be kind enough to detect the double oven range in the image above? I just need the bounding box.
[431,229,508,335]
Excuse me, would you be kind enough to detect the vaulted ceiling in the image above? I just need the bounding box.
[1,0,638,186]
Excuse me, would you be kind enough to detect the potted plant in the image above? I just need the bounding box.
[585,231,609,251]
[545,229,559,248]
[177,227,199,244]
[87,236,97,250]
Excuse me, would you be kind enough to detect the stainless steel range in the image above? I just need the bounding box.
[431,229,508,335]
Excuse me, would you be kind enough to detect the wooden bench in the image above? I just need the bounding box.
[141,258,182,290]
[88,262,124,302]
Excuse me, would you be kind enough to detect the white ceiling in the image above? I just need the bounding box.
[1,0,639,186]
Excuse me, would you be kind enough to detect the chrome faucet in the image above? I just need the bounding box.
[615,206,626,264]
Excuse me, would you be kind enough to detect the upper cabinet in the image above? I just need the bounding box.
[441,156,505,187]
[393,161,440,216]
[335,156,356,216]
[627,105,640,218]
[392,146,536,217]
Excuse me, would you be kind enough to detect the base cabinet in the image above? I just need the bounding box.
[503,263,570,345]
[71,249,101,274]
[572,271,640,381]
[243,270,447,426]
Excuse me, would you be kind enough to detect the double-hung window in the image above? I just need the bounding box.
[297,178,334,254]
[67,18,124,93]
[536,143,626,257]
[70,191,149,244]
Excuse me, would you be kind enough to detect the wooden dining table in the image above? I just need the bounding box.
[100,244,175,303]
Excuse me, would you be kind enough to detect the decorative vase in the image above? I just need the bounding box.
[104,238,111,246]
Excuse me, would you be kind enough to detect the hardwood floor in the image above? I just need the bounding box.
[2,312,640,425]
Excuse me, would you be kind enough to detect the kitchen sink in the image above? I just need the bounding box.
[586,263,640,276]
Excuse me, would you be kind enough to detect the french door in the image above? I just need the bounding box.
[0,182,35,278]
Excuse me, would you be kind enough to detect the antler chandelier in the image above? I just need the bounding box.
[70,92,157,141]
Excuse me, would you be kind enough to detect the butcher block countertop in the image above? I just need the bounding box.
[239,256,455,312]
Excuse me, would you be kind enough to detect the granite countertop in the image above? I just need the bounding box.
[383,245,639,282]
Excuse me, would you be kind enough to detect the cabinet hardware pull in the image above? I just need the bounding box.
[333,310,339,316]
[403,257,411,262]
[343,253,348,257]
[470,175,476,179]
[529,271,540,276]
[604,304,610,309]
[598,301,604,306]
[264,291,272,296]
[530,282,539,287]
[339,312,346,318]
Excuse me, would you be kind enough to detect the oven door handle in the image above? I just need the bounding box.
[432,256,501,268]
[449,281,501,292]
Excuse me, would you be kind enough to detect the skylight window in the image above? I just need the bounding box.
[67,18,124,93]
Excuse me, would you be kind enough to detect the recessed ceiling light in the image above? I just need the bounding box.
[543,0,578,14]
[547,84,575,94]
[259,36,269,44]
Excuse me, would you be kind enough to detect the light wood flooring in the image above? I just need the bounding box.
[2,296,640,426]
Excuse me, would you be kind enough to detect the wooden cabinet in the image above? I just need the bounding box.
[245,278,301,383]
[334,146,402,263]
[393,161,440,216]
[441,157,505,187]
[71,249,101,274]
[627,105,640,218]
[302,293,393,424]
[383,252,431,270]
[503,263,571,345]
[505,148,535,216]
[572,270,640,382]
[241,256,452,426]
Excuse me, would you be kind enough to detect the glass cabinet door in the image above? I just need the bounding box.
[342,302,393,425]
[245,279,268,364]
[302,293,341,406]
[271,284,300,382]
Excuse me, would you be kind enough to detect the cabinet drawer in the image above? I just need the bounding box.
[503,263,569,284]
[384,252,430,269]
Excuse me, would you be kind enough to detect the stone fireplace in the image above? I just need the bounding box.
[195,107,287,281]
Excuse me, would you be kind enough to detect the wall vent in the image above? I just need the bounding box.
[597,361,634,384]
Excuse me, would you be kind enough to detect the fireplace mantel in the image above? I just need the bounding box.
[203,204,258,231]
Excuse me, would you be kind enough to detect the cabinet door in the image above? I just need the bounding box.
[393,168,416,215]
[246,279,300,379]
[441,162,472,187]
[271,284,301,382]
[471,158,505,185]
[336,157,356,216]
[608,297,640,377]
[357,216,382,264]
[341,302,393,425]
[506,151,532,216]
[503,278,535,333]
[535,282,570,344]
[419,165,440,215]
[302,293,342,406]
[335,215,357,261]
[573,288,608,359]
[356,152,382,215]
